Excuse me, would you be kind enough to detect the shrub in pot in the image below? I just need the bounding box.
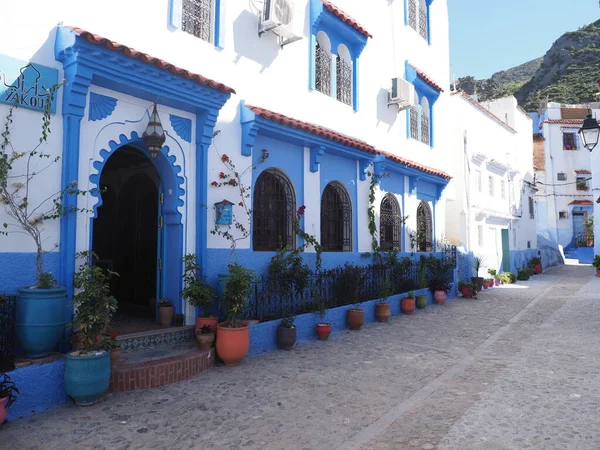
[430,279,452,305]
[401,291,416,315]
[196,325,215,350]
[517,268,531,281]
[65,252,116,406]
[0,373,19,425]
[277,316,297,350]
[530,257,542,274]
[347,306,364,330]
[216,264,254,366]
[313,283,331,341]
[416,295,427,309]
[174,313,185,327]
[499,272,516,284]
[375,275,391,323]
[458,281,476,299]
[471,256,485,292]
[181,253,217,333]
[157,298,174,326]
[593,255,600,277]
[106,333,121,368]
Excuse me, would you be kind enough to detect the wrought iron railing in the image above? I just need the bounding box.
[0,294,16,372]
[574,234,593,248]
[182,0,212,42]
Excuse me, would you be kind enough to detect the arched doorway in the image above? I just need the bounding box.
[92,145,160,324]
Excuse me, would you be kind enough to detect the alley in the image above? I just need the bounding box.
[2,264,599,450]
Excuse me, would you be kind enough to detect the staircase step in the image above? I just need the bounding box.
[109,342,213,392]
[118,326,195,353]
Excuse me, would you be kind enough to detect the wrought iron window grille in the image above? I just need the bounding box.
[416,200,433,252]
[321,182,352,252]
[419,5,428,40]
[253,169,296,251]
[410,106,420,141]
[336,56,352,106]
[181,0,213,43]
[315,42,332,96]
[408,0,417,31]
[380,194,401,251]
[421,112,430,145]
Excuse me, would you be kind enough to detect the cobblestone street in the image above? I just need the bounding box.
[3,264,600,450]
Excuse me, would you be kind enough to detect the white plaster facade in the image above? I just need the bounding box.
[446,93,537,274]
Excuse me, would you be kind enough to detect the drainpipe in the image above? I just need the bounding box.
[547,129,560,245]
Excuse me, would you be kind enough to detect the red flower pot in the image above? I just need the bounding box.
[195,316,218,334]
[489,279,494,287]
[461,287,473,298]
[316,323,331,340]
[401,297,416,315]
[596,269,600,278]
[533,264,542,274]
[0,397,7,425]
[433,290,447,304]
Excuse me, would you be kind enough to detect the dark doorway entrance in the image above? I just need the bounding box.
[92,146,160,326]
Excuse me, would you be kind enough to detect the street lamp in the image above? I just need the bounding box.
[578,113,600,152]
[142,104,166,159]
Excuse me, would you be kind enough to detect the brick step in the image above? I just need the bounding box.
[109,342,213,392]
[118,326,195,353]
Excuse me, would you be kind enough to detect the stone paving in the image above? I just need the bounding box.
[3,265,600,450]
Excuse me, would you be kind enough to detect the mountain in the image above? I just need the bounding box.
[457,19,600,111]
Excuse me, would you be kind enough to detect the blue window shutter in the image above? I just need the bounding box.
[215,0,225,49]
[169,0,183,30]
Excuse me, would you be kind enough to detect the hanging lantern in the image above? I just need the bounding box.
[578,113,600,152]
[142,104,166,159]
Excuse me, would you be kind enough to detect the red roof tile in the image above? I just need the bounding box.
[321,1,372,38]
[452,91,517,133]
[378,150,452,180]
[542,119,600,127]
[533,133,545,142]
[575,169,592,174]
[409,64,445,93]
[568,200,593,205]
[66,26,235,94]
[246,104,376,153]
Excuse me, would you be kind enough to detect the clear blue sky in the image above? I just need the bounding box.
[449,0,600,79]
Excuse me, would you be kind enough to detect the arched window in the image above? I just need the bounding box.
[421,97,430,145]
[321,182,352,252]
[380,194,401,251]
[408,0,417,31]
[336,44,352,106]
[416,200,433,252]
[410,93,420,141]
[315,32,332,96]
[418,0,428,40]
[253,169,296,251]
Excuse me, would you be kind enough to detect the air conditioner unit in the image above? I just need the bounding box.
[259,0,303,47]
[388,78,416,110]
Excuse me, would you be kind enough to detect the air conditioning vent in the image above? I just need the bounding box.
[388,78,417,110]
[259,0,303,47]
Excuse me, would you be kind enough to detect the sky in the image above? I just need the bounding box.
[449,0,600,80]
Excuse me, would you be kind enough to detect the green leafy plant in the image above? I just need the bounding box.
[517,268,532,281]
[198,324,213,335]
[329,263,363,305]
[174,313,185,326]
[499,272,517,284]
[378,274,392,304]
[181,253,214,317]
[530,256,541,265]
[407,291,415,299]
[593,255,600,269]
[267,249,312,300]
[417,264,428,289]
[71,251,118,352]
[158,298,173,307]
[311,281,326,321]
[222,264,256,328]
[0,373,19,409]
[487,268,497,277]
[0,85,94,288]
[472,256,485,276]
[457,281,477,298]
[280,315,296,328]
[102,332,120,350]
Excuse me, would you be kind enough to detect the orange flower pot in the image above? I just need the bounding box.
[216,322,249,366]
[195,316,218,334]
[401,297,416,315]
[375,303,391,322]
[347,309,364,330]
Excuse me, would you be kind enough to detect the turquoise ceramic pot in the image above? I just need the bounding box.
[16,286,67,358]
[64,351,111,406]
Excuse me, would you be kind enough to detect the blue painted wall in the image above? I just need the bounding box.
[5,359,67,420]
[0,252,60,295]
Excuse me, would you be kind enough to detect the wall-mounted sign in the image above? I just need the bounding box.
[215,200,234,225]
[0,55,58,113]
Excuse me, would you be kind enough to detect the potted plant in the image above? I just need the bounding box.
[313,282,331,340]
[157,298,174,326]
[375,275,392,322]
[65,252,117,406]
[488,269,501,285]
[174,314,185,327]
[458,281,475,299]
[530,257,542,274]
[196,325,215,350]
[0,373,18,425]
[277,315,297,350]
[105,333,121,368]
[401,291,416,315]
[181,253,217,333]
[517,268,531,281]
[347,304,364,330]
[593,255,600,277]
[499,272,516,284]
[416,294,427,309]
[471,256,485,292]
[430,279,452,305]
[216,264,254,366]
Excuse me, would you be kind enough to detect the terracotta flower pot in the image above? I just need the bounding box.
[533,264,542,274]
[316,323,331,340]
[596,269,600,277]
[158,306,174,326]
[195,316,218,334]
[461,287,474,298]
[434,290,447,304]
[375,303,391,322]
[216,322,249,366]
[0,397,7,425]
[401,297,416,315]
[347,309,364,330]
[196,332,215,350]
[277,326,297,350]
[110,348,121,368]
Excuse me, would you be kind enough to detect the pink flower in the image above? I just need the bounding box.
[221,154,229,162]
[238,202,243,207]
[211,181,218,186]
[219,172,226,179]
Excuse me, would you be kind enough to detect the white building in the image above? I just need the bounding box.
[0,0,455,323]
[446,92,538,275]
[534,103,595,263]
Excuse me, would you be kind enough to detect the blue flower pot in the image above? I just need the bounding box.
[64,351,111,406]
[16,286,67,358]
